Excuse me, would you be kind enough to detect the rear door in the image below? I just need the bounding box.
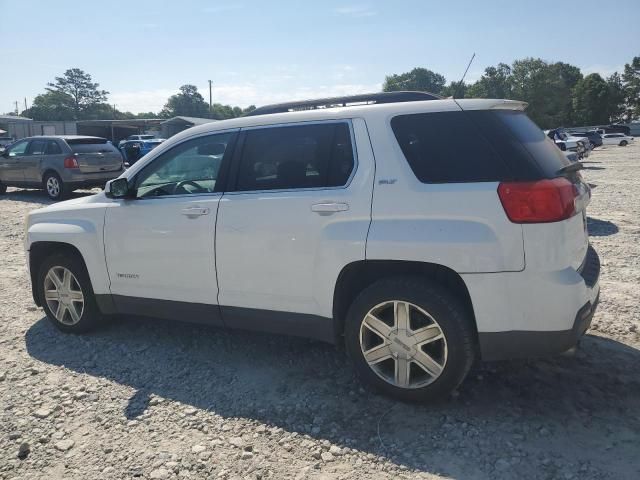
[66,138,123,173]
[22,139,47,183]
[215,119,374,325]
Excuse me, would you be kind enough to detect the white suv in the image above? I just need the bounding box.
[24,92,600,401]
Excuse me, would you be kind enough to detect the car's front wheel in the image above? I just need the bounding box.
[345,277,475,402]
[37,253,103,333]
[0,182,6,195]
[620,140,628,147]
[43,171,66,201]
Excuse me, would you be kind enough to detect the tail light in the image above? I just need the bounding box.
[497,177,578,223]
[63,156,79,168]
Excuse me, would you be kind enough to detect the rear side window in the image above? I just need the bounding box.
[68,139,119,154]
[390,112,509,183]
[45,140,62,155]
[235,122,355,191]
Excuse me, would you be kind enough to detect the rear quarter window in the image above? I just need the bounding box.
[390,111,510,183]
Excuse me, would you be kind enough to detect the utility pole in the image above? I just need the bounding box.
[208,80,213,118]
[14,100,18,114]
[113,104,117,120]
[24,98,28,112]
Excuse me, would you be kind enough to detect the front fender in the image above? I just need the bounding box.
[27,217,110,295]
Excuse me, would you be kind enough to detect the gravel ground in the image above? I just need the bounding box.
[1,142,639,480]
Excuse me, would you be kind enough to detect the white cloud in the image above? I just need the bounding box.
[109,82,382,113]
[333,5,377,17]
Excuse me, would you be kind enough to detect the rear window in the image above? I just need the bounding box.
[390,111,509,183]
[466,110,570,180]
[67,138,119,154]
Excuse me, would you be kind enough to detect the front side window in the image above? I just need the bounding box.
[235,122,355,192]
[7,140,28,157]
[26,139,47,155]
[135,132,235,198]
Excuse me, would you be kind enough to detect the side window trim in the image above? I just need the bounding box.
[130,129,239,200]
[226,119,358,194]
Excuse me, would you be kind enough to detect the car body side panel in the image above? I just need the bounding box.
[363,108,525,273]
[26,199,111,295]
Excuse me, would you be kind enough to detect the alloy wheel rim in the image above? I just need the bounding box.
[359,300,448,389]
[46,177,60,197]
[44,266,84,325]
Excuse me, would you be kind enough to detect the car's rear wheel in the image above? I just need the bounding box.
[620,140,628,147]
[345,277,475,402]
[37,253,103,333]
[43,171,66,201]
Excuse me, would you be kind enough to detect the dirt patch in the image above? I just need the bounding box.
[1,143,639,479]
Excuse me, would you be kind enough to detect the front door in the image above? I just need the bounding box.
[104,130,238,325]
[0,139,29,182]
[215,120,374,326]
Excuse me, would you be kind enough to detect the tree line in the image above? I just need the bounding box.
[383,56,640,128]
[16,69,255,122]
[11,56,640,129]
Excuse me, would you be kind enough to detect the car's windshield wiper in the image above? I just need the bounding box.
[557,162,583,175]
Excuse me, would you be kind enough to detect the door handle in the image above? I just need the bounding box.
[311,202,349,215]
[181,206,210,218]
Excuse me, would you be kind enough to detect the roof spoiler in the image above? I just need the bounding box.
[454,99,528,111]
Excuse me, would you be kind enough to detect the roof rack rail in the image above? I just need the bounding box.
[244,91,441,117]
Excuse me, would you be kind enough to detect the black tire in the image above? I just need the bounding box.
[619,140,628,147]
[558,143,567,151]
[37,252,103,333]
[0,182,6,195]
[344,277,475,402]
[42,171,66,201]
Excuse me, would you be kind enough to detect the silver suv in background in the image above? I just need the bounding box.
[0,135,124,200]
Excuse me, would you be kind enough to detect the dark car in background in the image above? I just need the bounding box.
[119,138,165,166]
[568,130,603,148]
[0,135,123,200]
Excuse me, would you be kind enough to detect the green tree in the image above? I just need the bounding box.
[606,72,626,122]
[622,56,640,119]
[382,67,446,95]
[160,85,209,118]
[467,63,513,99]
[440,81,468,99]
[510,58,582,128]
[572,73,615,125]
[23,90,76,120]
[46,68,109,119]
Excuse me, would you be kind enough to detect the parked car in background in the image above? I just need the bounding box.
[0,136,15,147]
[596,124,631,136]
[119,138,165,166]
[0,135,124,200]
[118,134,156,148]
[545,129,590,158]
[568,130,603,149]
[24,93,599,402]
[601,133,634,146]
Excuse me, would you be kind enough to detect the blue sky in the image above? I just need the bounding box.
[1,0,639,114]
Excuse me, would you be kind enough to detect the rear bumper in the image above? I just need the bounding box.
[62,169,123,188]
[478,292,599,361]
[464,245,601,361]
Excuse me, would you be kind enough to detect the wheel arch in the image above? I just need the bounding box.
[29,241,87,306]
[332,260,478,343]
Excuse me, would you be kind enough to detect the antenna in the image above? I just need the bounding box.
[455,52,476,98]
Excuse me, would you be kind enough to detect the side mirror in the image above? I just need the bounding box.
[105,177,130,198]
